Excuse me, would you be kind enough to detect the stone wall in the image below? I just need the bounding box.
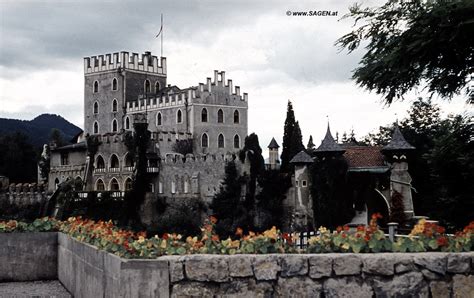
[0,232,57,281]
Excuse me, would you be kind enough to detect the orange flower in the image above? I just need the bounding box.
[364,235,371,241]
[162,233,169,240]
[357,225,365,232]
[342,233,347,238]
[211,235,219,242]
[235,227,243,237]
[343,225,350,231]
[210,216,217,224]
[282,233,293,245]
[436,226,445,234]
[372,213,383,220]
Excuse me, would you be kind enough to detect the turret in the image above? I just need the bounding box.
[267,137,280,170]
[314,123,345,158]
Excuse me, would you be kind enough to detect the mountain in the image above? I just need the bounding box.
[0,114,82,148]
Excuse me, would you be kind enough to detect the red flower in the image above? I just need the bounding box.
[210,216,218,224]
[162,233,169,240]
[342,233,347,238]
[437,236,448,247]
[235,227,243,237]
[364,235,371,241]
[371,213,383,220]
[436,226,445,234]
[357,226,365,232]
[336,226,343,233]
[282,233,293,245]
[343,225,350,231]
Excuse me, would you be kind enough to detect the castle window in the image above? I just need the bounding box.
[302,180,307,187]
[112,99,118,112]
[93,81,99,93]
[110,178,120,191]
[184,179,190,193]
[96,179,105,191]
[144,79,151,94]
[148,183,155,193]
[96,155,105,169]
[124,178,132,191]
[125,153,134,167]
[155,81,160,93]
[93,121,99,134]
[296,180,299,187]
[233,134,240,149]
[93,102,99,114]
[112,119,118,132]
[171,181,176,194]
[217,109,224,123]
[54,178,60,190]
[110,154,120,169]
[157,112,162,126]
[177,109,182,124]
[158,181,163,193]
[60,152,69,165]
[125,117,130,130]
[234,110,240,124]
[201,133,209,148]
[218,134,225,148]
[112,78,118,91]
[201,108,208,122]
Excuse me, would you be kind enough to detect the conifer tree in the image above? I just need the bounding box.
[291,121,305,156]
[281,101,304,172]
[307,135,315,151]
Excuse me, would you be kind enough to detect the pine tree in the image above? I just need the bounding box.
[307,135,315,151]
[290,121,304,157]
[281,101,297,172]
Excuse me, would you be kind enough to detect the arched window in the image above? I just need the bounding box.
[111,119,118,132]
[177,109,182,123]
[93,81,99,93]
[110,154,120,169]
[96,179,105,191]
[112,99,118,112]
[125,117,130,130]
[234,110,240,124]
[125,153,134,167]
[124,178,132,191]
[144,79,151,94]
[157,112,162,126]
[93,102,99,114]
[93,121,99,134]
[96,155,105,169]
[234,134,240,149]
[217,109,224,123]
[201,108,208,122]
[155,81,160,93]
[201,133,209,148]
[218,134,225,148]
[110,178,120,191]
[112,78,118,91]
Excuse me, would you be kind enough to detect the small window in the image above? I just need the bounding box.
[155,81,160,93]
[112,99,118,112]
[302,180,307,187]
[201,108,208,122]
[93,81,99,93]
[110,178,120,191]
[201,133,209,148]
[184,180,189,193]
[96,179,105,191]
[125,117,130,129]
[93,121,99,134]
[157,112,162,126]
[158,181,163,193]
[217,109,224,123]
[110,154,120,169]
[148,183,155,193]
[112,78,118,91]
[218,134,225,148]
[234,110,240,124]
[96,155,105,169]
[112,119,118,132]
[233,134,240,149]
[124,178,132,191]
[144,79,151,94]
[93,102,99,114]
[171,181,176,194]
[60,152,69,165]
[177,109,182,123]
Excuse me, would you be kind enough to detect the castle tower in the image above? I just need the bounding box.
[289,150,314,229]
[83,51,167,136]
[381,124,416,219]
[267,137,280,170]
[314,123,345,158]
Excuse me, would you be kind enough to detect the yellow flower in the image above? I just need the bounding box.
[342,243,350,250]
[318,226,328,234]
[308,236,321,245]
[263,226,278,239]
[138,236,145,244]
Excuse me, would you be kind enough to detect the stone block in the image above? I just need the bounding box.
[430,280,451,298]
[372,271,429,297]
[277,277,322,297]
[333,254,361,276]
[421,269,443,280]
[309,255,333,279]
[218,279,273,298]
[452,274,474,298]
[414,253,447,275]
[185,255,229,282]
[228,255,254,277]
[447,254,471,273]
[362,254,395,276]
[395,258,416,274]
[323,277,373,298]
[280,255,308,277]
[171,282,218,297]
[253,255,281,281]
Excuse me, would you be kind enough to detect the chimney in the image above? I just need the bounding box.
[214,70,218,84]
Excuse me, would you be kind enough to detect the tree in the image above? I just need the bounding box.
[281,101,297,172]
[0,132,37,183]
[307,135,315,151]
[50,128,65,147]
[291,121,305,155]
[337,0,474,104]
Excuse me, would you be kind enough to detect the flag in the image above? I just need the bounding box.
[155,14,163,38]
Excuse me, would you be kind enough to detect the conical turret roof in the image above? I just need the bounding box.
[315,124,345,153]
[382,125,415,151]
[268,137,280,149]
[290,150,314,164]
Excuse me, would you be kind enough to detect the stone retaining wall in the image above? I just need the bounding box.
[0,232,57,281]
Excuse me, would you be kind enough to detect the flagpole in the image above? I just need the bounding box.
[161,13,163,57]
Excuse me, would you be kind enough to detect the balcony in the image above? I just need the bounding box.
[147,167,160,173]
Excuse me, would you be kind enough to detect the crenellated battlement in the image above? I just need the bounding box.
[196,70,248,101]
[126,88,196,112]
[160,153,240,165]
[84,51,167,75]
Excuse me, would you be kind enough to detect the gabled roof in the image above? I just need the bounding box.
[290,150,314,164]
[382,125,415,151]
[268,137,280,149]
[315,124,345,153]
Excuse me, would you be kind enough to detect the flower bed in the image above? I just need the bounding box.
[1,215,473,258]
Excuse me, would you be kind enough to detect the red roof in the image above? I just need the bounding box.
[343,146,385,168]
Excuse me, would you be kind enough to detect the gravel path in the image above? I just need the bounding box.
[0,280,71,298]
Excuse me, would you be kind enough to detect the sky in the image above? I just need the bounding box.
[0,0,471,156]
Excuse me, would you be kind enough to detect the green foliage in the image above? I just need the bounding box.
[49,128,65,147]
[310,156,354,229]
[154,197,205,237]
[172,139,193,155]
[86,134,101,157]
[337,0,474,104]
[0,132,38,183]
[281,101,304,172]
[240,133,265,211]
